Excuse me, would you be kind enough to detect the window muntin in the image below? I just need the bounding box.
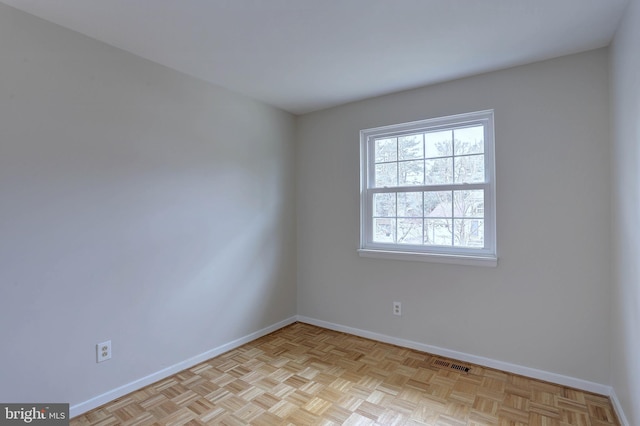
[360,110,496,264]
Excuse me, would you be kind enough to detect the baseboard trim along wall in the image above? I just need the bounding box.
[297,316,631,425]
[296,316,613,395]
[609,388,630,426]
[69,316,298,418]
[71,315,628,425]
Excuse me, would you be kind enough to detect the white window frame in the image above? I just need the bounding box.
[358,110,497,267]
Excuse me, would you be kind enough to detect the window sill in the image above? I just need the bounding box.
[357,249,498,267]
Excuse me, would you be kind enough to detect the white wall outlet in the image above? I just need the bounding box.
[393,301,402,316]
[96,340,112,363]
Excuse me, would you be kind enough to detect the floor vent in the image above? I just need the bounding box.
[450,363,471,373]
[431,358,472,373]
[432,359,451,368]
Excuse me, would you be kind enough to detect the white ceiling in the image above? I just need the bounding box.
[0,0,629,114]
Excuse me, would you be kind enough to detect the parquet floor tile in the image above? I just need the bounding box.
[71,323,619,426]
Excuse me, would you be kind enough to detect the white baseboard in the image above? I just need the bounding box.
[609,387,630,426]
[297,316,612,396]
[71,314,630,425]
[70,316,298,418]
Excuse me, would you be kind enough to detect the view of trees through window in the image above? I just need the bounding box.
[371,126,485,248]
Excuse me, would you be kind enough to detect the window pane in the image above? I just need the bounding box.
[375,163,397,187]
[374,138,397,163]
[398,134,423,160]
[453,190,484,218]
[399,160,424,186]
[425,130,452,158]
[454,154,484,183]
[361,110,495,259]
[373,193,396,217]
[424,219,452,246]
[453,219,484,248]
[373,218,395,243]
[425,191,452,217]
[425,158,453,184]
[398,218,423,245]
[454,126,484,155]
[398,192,423,217]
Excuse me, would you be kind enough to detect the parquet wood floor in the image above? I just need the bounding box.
[71,322,619,426]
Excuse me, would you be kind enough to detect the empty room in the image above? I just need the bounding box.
[1,1,638,425]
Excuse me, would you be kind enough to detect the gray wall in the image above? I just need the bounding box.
[297,49,611,385]
[610,0,640,421]
[0,4,297,406]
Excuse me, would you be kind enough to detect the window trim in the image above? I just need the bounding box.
[358,110,497,266]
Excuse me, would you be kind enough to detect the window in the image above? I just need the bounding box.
[359,110,496,266]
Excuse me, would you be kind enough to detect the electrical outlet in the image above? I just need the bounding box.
[393,301,402,316]
[96,340,112,363]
